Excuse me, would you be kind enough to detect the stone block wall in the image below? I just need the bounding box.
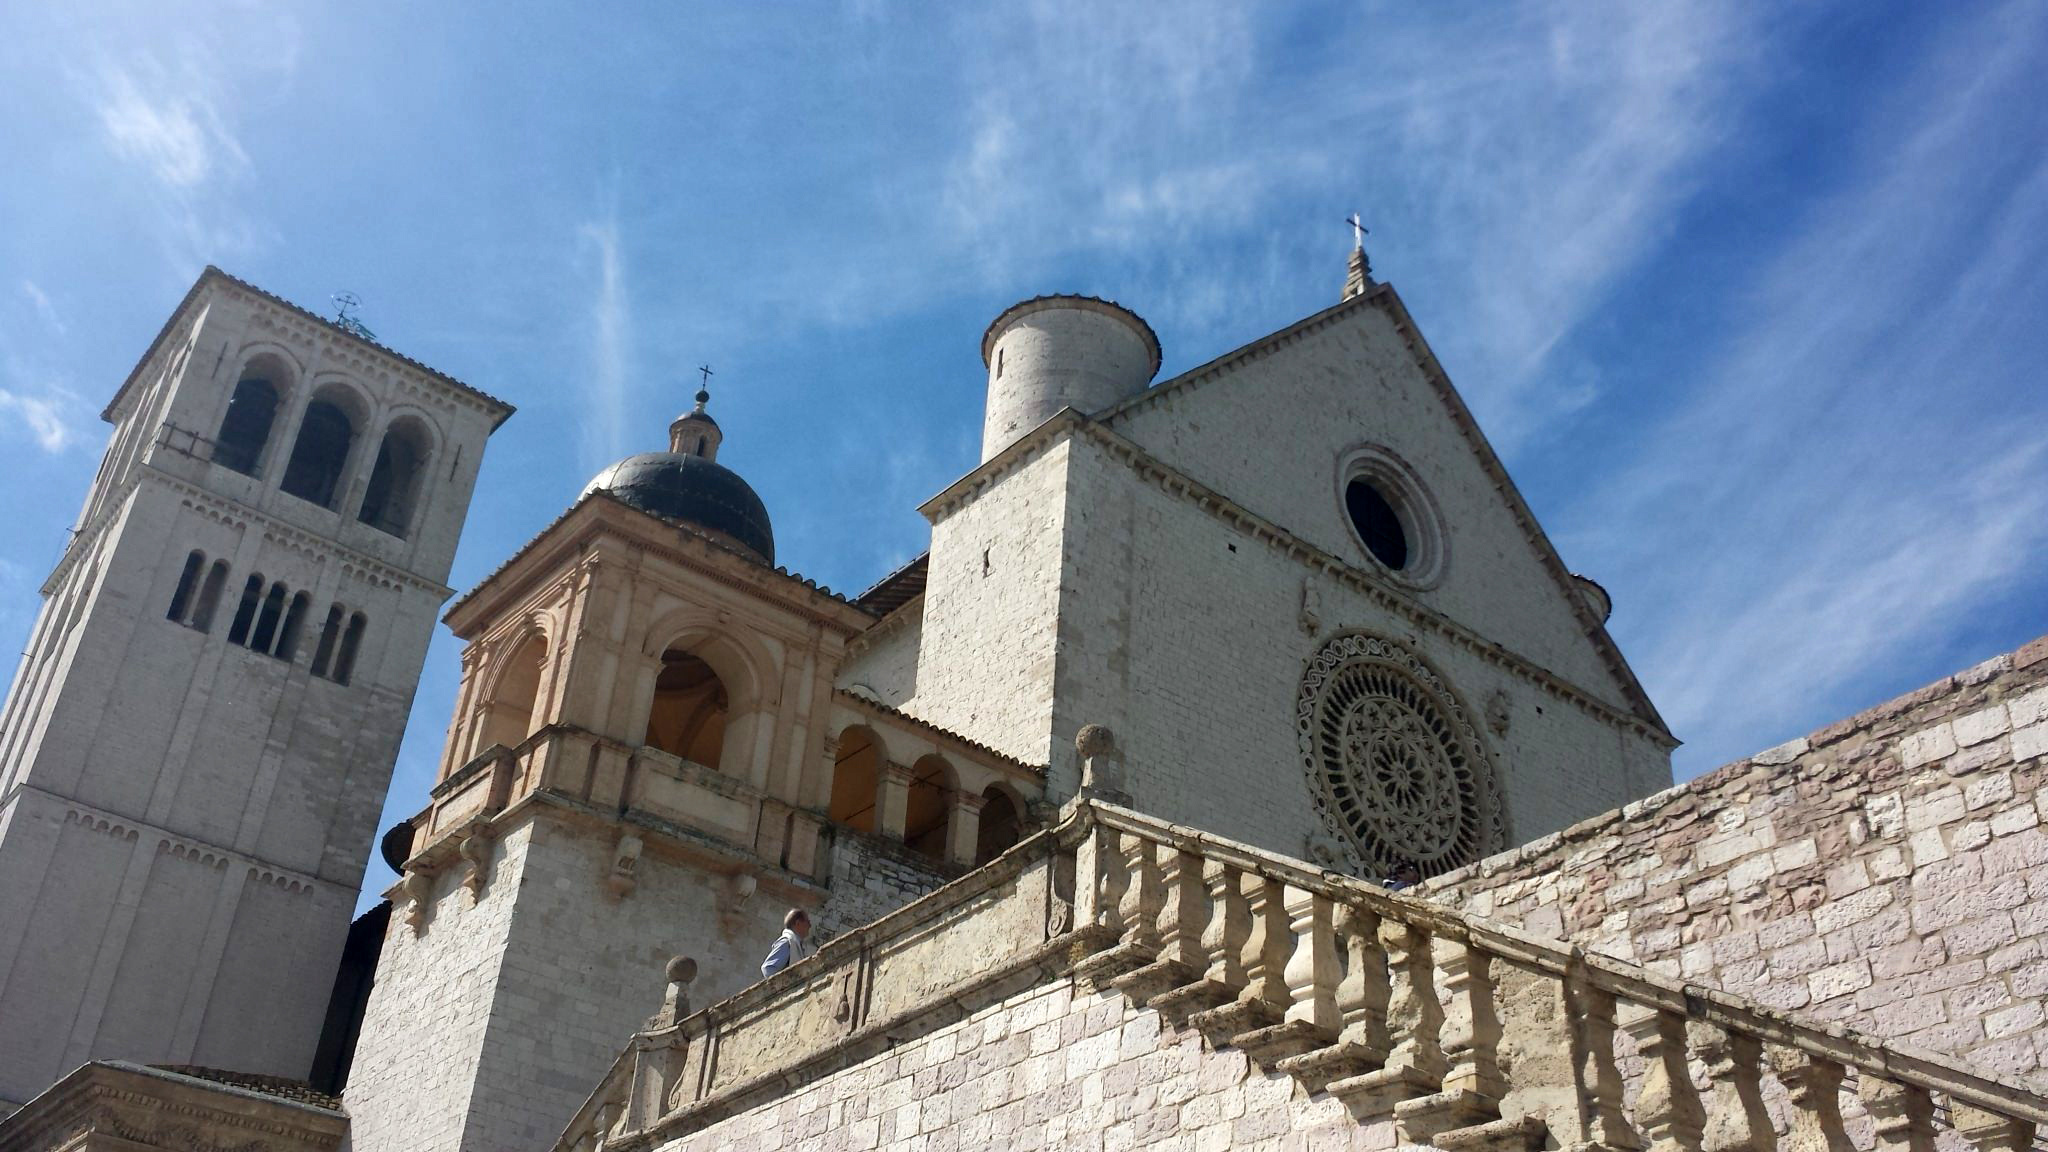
[1426,634,2048,1086]
[815,827,951,942]
[645,978,1396,1152]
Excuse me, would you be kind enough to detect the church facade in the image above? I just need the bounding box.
[0,245,2042,1152]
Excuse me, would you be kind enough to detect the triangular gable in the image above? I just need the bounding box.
[1099,285,1671,742]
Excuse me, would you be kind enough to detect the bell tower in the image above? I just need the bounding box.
[0,268,512,1111]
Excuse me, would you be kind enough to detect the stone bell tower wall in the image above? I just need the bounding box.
[1425,634,2048,1088]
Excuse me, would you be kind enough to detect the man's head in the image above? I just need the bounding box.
[785,908,811,938]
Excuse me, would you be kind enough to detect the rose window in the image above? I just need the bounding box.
[1297,634,1502,877]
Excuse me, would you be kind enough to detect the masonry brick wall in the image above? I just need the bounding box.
[648,979,1398,1152]
[1426,635,2048,1087]
[816,828,951,942]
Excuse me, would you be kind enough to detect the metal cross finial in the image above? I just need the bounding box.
[697,364,714,389]
[1346,214,1369,251]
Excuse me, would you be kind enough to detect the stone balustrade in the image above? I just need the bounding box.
[557,799,2048,1152]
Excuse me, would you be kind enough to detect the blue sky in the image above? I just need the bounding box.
[2,2,2044,911]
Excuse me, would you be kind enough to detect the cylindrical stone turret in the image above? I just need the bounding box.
[980,295,1161,462]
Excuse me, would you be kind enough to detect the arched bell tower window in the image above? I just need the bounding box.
[357,417,432,538]
[645,649,728,770]
[214,363,284,476]
[479,633,547,750]
[281,388,362,509]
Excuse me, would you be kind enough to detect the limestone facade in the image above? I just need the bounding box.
[0,268,510,1110]
[903,287,1673,871]
[1427,633,2048,1087]
[344,488,1045,1150]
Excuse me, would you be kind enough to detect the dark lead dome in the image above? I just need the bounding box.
[583,452,775,564]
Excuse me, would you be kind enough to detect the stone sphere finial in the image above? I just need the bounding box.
[1075,724,1117,758]
[666,955,698,985]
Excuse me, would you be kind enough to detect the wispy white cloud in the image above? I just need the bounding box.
[1569,0,2048,773]
[577,215,632,467]
[19,281,64,335]
[0,386,85,453]
[95,62,248,191]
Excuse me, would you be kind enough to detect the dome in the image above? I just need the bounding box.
[583,451,775,564]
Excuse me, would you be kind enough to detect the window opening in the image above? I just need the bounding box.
[214,376,280,476]
[281,398,357,508]
[1344,479,1408,570]
[903,757,952,861]
[311,606,344,678]
[974,786,1022,866]
[226,575,264,646]
[192,561,229,632]
[167,551,204,622]
[333,612,367,685]
[277,592,311,660]
[829,727,882,835]
[478,634,547,750]
[251,583,287,653]
[645,650,728,769]
[357,420,429,538]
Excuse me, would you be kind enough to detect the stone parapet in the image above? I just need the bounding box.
[1425,634,2048,1085]
[558,798,2048,1152]
[0,1061,346,1152]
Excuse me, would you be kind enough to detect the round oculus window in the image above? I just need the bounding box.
[1344,479,1407,570]
[1336,446,1446,588]
[1296,634,1503,878]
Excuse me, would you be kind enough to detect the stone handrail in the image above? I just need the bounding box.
[559,799,2048,1151]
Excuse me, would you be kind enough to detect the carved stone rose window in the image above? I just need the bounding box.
[1296,633,1503,878]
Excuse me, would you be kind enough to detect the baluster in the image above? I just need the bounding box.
[1073,821,1126,940]
[1382,919,1447,1082]
[1771,1049,1852,1152]
[1565,974,1641,1150]
[1859,1077,1936,1152]
[1337,903,1390,1063]
[1153,857,1246,1021]
[1276,899,1388,1091]
[1326,917,1446,1116]
[1153,844,1204,971]
[1281,883,1339,1034]
[1621,1004,1705,1152]
[1693,1022,1772,1152]
[1116,831,1163,953]
[1189,871,1289,1041]
[1110,841,1207,1002]
[1392,933,1506,1141]
[1952,1101,2036,1152]
[1202,859,1248,989]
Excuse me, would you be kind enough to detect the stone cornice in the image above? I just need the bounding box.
[925,411,1669,746]
[444,494,872,639]
[104,266,513,430]
[843,591,923,658]
[42,465,456,600]
[0,1060,345,1152]
[11,788,337,896]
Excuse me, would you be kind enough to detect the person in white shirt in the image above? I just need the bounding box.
[760,908,811,978]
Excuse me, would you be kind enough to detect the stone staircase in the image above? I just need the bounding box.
[558,799,2048,1151]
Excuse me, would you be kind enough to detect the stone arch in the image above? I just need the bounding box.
[828,724,888,835]
[904,754,955,861]
[215,348,297,477]
[637,614,776,779]
[355,410,440,538]
[281,380,372,509]
[479,629,550,752]
[974,781,1028,866]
